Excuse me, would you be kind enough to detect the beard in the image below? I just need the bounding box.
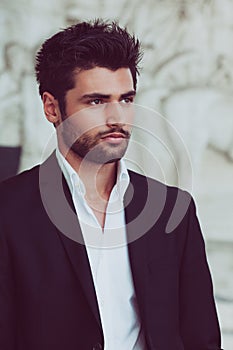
[61,123,131,164]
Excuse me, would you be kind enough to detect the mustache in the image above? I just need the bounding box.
[97,127,131,139]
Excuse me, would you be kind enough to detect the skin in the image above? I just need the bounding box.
[43,67,136,228]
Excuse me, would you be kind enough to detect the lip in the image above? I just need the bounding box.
[101,132,126,139]
[101,132,126,144]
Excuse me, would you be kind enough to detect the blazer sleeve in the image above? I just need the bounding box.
[179,197,223,350]
[0,218,16,349]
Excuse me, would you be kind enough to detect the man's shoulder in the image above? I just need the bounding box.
[128,169,190,200]
[0,152,57,198]
[128,169,193,225]
[0,164,40,205]
[126,170,194,236]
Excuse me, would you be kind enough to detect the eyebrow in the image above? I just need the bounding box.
[80,90,136,101]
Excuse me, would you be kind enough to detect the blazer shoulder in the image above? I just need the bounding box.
[128,169,193,231]
[0,164,40,207]
[128,169,191,202]
[0,151,58,200]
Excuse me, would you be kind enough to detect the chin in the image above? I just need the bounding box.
[74,143,128,165]
[103,157,122,164]
[84,153,123,165]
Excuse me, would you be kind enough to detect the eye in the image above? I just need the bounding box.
[121,96,134,104]
[89,99,103,105]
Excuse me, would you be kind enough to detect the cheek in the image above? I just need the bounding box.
[125,108,135,128]
[80,108,107,130]
[66,109,106,135]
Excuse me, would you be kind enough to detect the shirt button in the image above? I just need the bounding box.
[92,343,102,350]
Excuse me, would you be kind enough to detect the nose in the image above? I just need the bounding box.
[105,102,125,127]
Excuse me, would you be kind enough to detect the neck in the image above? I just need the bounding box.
[59,144,118,202]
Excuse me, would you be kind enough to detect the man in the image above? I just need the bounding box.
[0,20,222,350]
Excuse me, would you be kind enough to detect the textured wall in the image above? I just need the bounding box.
[1,0,233,347]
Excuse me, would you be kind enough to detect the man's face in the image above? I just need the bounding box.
[58,67,135,164]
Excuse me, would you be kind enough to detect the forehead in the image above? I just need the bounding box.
[71,67,134,94]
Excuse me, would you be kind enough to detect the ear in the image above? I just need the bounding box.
[42,92,61,124]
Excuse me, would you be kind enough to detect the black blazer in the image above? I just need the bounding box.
[0,153,222,350]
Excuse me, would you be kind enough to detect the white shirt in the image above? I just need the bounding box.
[56,149,146,350]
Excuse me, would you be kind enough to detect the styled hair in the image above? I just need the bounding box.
[35,19,143,114]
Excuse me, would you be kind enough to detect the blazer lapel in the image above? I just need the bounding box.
[124,171,149,324]
[57,228,102,329]
[39,152,102,329]
[124,171,168,335]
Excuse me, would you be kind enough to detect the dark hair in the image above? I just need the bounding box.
[35,19,143,114]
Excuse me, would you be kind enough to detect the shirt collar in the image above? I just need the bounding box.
[56,148,130,200]
[56,148,85,196]
[115,158,130,200]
